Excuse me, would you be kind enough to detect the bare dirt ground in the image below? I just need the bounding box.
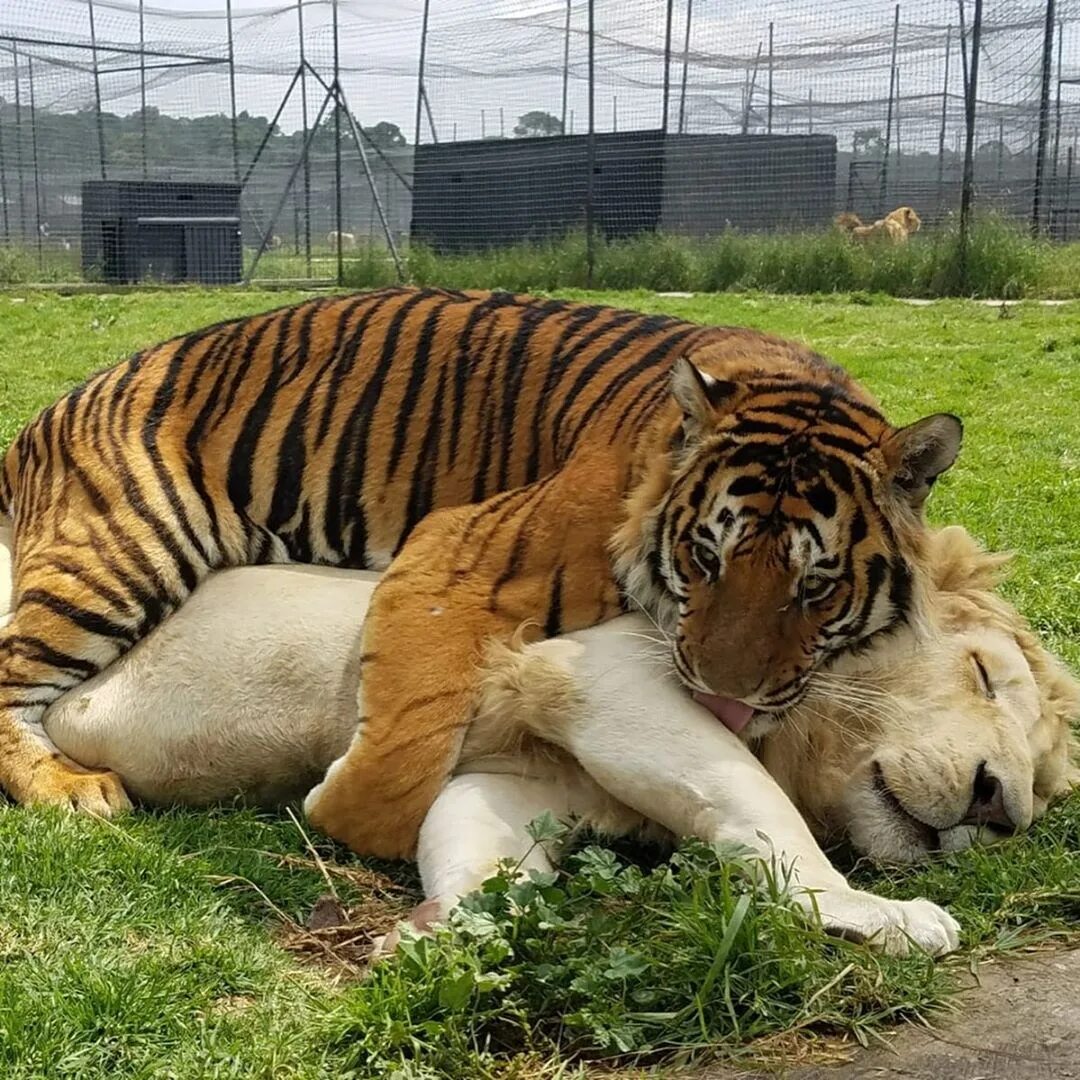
[695,949,1080,1080]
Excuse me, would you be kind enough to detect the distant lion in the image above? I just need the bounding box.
[836,206,922,244]
[327,229,356,248]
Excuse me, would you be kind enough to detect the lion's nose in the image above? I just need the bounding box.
[960,761,1015,832]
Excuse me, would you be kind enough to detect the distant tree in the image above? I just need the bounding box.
[313,111,406,151]
[976,139,1009,159]
[853,126,885,157]
[363,120,406,149]
[513,110,563,138]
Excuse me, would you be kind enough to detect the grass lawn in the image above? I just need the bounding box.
[0,287,1077,1078]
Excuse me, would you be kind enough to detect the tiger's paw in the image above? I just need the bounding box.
[18,755,132,816]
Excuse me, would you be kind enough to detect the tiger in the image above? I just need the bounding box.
[0,287,961,859]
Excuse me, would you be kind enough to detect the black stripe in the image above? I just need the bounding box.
[313,294,395,448]
[143,334,218,568]
[386,299,452,483]
[46,557,136,617]
[526,309,646,482]
[846,552,889,639]
[182,320,251,406]
[447,293,515,468]
[563,326,697,456]
[813,432,873,459]
[805,483,837,518]
[887,556,913,620]
[226,310,296,514]
[495,299,566,491]
[1,635,99,677]
[606,367,670,445]
[471,333,506,504]
[325,290,433,562]
[544,565,565,637]
[398,366,448,547]
[731,418,797,438]
[688,458,721,511]
[19,589,135,644]
[549,313,678,457]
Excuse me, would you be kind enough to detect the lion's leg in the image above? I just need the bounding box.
[520,634,960,956]
[374,769,571,954]
[0,541,206,813]
[305,459,627,859]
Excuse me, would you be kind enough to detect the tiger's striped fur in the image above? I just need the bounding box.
[0,287,960,853]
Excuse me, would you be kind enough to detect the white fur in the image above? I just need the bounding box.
[42,565,379,805]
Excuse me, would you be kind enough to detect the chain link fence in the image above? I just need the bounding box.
[0,0,1075,287]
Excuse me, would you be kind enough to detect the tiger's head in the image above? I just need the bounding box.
[613,352,962,736]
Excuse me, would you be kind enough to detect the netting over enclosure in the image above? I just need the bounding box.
[0,0,1078,284]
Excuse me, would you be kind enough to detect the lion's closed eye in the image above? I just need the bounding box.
[971,654,996,700]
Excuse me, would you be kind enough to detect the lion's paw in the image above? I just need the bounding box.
[369,897,449,962]
[801,886,960,957]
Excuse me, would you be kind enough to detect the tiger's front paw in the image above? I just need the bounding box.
[801,886,960,957]
[18,754,132,816]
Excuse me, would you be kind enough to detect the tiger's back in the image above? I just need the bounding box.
[3,287,723,577]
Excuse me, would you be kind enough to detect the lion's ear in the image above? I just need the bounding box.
[670,358,737,447]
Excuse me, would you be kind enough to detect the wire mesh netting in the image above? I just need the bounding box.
[0,0,1076,285]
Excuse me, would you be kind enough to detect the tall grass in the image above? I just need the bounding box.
[344,213,1073,300]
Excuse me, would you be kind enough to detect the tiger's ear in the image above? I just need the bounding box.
[882,413,963,510]
[670,358,737,446]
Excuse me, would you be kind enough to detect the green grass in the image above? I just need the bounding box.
[251,218,1080,300]
[0,286,1077,1077]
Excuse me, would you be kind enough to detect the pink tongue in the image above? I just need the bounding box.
[693,692,756,734]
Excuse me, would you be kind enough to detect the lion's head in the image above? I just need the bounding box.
[757,526,1080,862]
[886,205,922,237]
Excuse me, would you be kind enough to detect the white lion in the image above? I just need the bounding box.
[2,524,1075,957]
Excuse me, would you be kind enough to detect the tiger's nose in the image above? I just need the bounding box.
[960,761,1015,833]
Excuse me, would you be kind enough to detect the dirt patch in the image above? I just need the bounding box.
[274,856,417,977]
[691,948,1080,1079]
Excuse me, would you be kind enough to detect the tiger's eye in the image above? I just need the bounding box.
[692,542,720,582]
[802,577,838,606]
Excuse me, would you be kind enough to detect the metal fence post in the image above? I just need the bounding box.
[0,102,9,243]
[677,0,694,134]
[936,27,951,210]
[414,0,431,149]
[87,0,107,180]
[226,0,240,184]
[139,0,147,178]
[12,43,27,242]
[297,0,311,274]
[27,57,42,271]
[767,22,774,135]
[333,0,343,286]
[1032,0,1057,236]
[586,0,596,286]
[661,0,673,132]
[959,0,983,287]
[879,5,899,216]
